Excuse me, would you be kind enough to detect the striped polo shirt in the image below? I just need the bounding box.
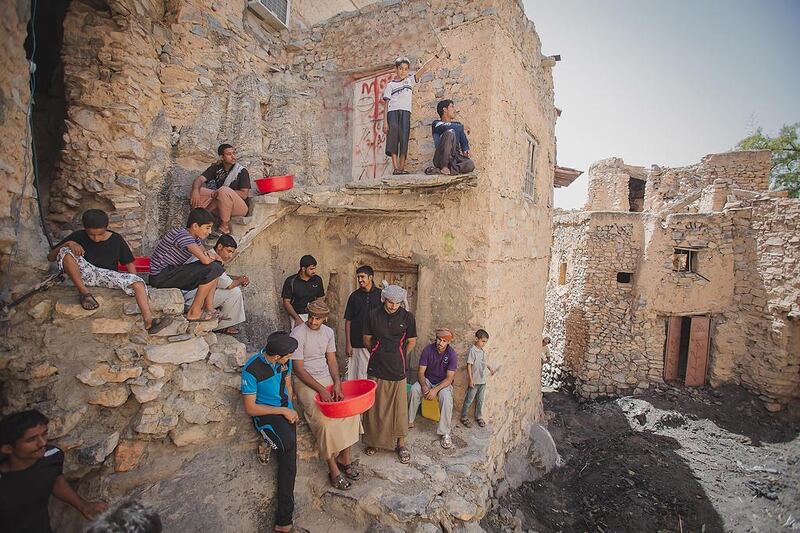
[150,228,202,275]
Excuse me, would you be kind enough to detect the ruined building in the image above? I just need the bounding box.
[1,0,560,529]
[544,150,800,410]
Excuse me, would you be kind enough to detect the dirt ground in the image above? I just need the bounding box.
[483,385,800,533]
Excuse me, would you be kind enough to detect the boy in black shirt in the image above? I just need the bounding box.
[47,209,171,334]
[281,254,325,329]
[0,410,107,533]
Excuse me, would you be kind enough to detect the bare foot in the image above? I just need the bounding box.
[441,166,451,175]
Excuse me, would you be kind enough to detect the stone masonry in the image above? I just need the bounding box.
[544,150,799,410]
[2,0,559,530]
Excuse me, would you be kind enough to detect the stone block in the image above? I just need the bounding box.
[28,300,52,321]
[134,402,179,435]
[145,337,209,365]
[75,431,120,465]
[124,289,184,315]
[151,316,189,337]
[168,334,193,342]
[115,439,147,472]
[173,364,219,392]
[131,380,166,403]
[190,318,219,335]
[55,297,103,318]
[147,365,166,379]
[169,424,214,447]
[91,318,132,334]
[78,363,143,386]
[28,363,58,380]
[88,384,131,407]
[48,405,88,439]
[446,494,477,521]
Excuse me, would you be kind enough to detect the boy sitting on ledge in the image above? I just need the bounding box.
[47,208,172,334]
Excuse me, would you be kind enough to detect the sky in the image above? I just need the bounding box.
[522,0,800,209]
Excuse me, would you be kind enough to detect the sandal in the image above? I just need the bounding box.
[395,446,411,464]
[364,447,377,456]
[274,527,309,533]
[329,472,352,490]
[460,417,472,428]
[440,434,453,449]
[216,326,240,335]
[146,316,174,335]
[476,418,486,427]
[424,166,441,175]
[257,441,271,464]
[186,310,217,322]
[80,293,100,310]
[392,169,402,175]
[336,461,360,480]
[399,169,410,174]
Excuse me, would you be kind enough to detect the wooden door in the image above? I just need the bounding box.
[685,316,711,386]
[664,316,683,382]
[372,267,418,314]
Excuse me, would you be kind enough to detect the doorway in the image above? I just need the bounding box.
[663,315,711,386]
[628,177,645,212]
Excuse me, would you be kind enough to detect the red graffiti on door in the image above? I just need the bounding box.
[352,70,394,182]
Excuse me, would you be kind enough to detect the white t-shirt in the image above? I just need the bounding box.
[382,74,416,112]
[290,323,336,381]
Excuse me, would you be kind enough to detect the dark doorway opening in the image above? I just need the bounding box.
[664,315,711,386]
[25,0,71,232]
[628,177,645,212]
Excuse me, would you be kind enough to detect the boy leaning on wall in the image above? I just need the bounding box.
[460,329,496,428]
[382,54,438,175]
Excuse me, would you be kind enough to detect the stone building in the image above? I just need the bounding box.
[544,150,800,410]
[1,0,560,529]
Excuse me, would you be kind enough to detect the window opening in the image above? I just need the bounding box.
[616,272,632,283]
[673,248,697,273]
[524,133,537,200]
[628,177,645,212]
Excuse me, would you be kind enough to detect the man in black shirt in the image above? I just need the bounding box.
[343,265,382,380]
[362,284,417,464]
[47,209,171,334]
[190,143,251,235]
[281,255,325,329]
[0,410,107,533]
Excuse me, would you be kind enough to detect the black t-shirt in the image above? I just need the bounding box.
[0,445,64,533]
[281,274,325,315]
[55,230,134,271]
[201,162,251,191]
[363,306,417,381]
[343,286,383,348]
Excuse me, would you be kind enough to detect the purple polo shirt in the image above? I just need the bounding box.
[419,343,458,385]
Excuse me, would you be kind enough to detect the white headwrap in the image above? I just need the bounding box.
[380,281,408,310]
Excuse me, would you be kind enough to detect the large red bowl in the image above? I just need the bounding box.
[117,256,150,273]
[314,379,376,418]
[255,175,294,194]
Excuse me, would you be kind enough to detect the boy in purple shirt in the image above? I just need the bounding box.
[408,327,458,449]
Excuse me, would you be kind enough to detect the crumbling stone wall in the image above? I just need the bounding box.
[546,151,799,408]
[0,0,50,284]
[584,158,647,212]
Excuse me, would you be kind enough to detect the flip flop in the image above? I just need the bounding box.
[440,434,453,449]
[329,472,352,491]
[186,310,216,322]
[336,461,360,480]
[395,446,411,464]
[460,417,472,428]
[79,293,100,310]
[476,418,486,427]
[146,316,174,335]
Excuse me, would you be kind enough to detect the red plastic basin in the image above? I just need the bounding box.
[255,175,294,194]
[117,256,150,273]
[314,379,377,418]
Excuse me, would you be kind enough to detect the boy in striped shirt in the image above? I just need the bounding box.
[149,208,224,322]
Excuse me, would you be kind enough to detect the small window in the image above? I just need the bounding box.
[673,249,697,272]
[617,272,632,283]
[524,133,538,200]
[559,262,567,285]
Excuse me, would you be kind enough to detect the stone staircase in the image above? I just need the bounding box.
[226,194,298,254]
[2,285,500,531]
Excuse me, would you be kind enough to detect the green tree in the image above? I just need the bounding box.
[736,122,800,198]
